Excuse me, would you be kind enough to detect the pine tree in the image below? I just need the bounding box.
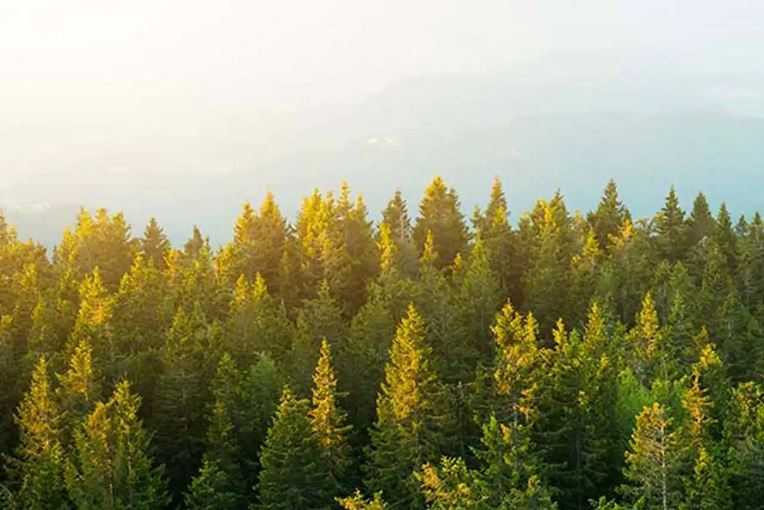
[66,381,169,509]
[680,369,731,510]
[151,307,212,499]
[588,180,630,251]
[489,302,543,427]
[289,281,347,393]
[54,208,138,290]
[722,382,764,509]
[413,177,468,269]
[654,187,687,262]
[364,305,446,509]
[620,403,683,510]
[256,387,334,510]
[226,274,293,367]
[473,177,516,299]
[380,190,417,276]
[67,268,115,378]
[627,293,673,385]
[310,339,353,494]
[185,353,247,509]
[7,356,69,509]
[687,192,715,248]
[56,338,102,440]
[339,491,389,510]
[219,195,290,293]
[238,354,284,477]
[537,321,618,508]
[522,195,573,333]
[454,239,502,368]
[141,217,170,269]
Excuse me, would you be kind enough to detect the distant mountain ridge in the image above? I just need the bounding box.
[5,55,764,248]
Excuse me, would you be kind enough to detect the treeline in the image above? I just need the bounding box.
[0,177,763,509]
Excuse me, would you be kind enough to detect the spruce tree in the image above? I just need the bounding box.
[256,387,334,510]
[56,338,102,440]
[151,307,211,499]
[454,239,502,367]
[289,281,346,393]
[141,217,170,269]
[413,177,468,269]
[364,305,446,509]
[473,177,516,299]
[654,186,687,262]
[226,273,293,367]
[238,353,284,471]
[588,179,630,250]
[722,382,764,509]
[620,403,683,510]
[309,339,353,493]
[7,356,69,510]
[66,381,169,509]
[339,491,389,510]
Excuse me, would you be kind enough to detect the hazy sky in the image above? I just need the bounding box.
[2,0,764,208]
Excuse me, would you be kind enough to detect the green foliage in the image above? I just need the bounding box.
[6,356,69,510]
[256,387,335,510]
[1,179,764,509]
[413,177,468,268]
[66,381,169,509]
[364,305,447,509]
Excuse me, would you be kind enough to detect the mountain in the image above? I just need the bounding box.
[4,54,764,248]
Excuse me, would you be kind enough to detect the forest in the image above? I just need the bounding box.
[0,176,763,510]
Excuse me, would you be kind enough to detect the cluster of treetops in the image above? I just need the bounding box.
[0,176,763,509]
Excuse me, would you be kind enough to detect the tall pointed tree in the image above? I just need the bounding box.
[256,387,334,510]
[364,305,446,509]
[620,403,683,510]
[654,186,687,262]
[141,217,170,269]
[588,179,630,250]
[413,177,468,269]
[310,339,353,493]
[66,381,169,509]
[7,356,69,509]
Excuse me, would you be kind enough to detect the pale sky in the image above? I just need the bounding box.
[2,0,764,214]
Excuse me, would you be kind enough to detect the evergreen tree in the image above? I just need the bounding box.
[413,177,468,268]
[522,194,573,333]
[588,180,630,251]
[185,353,247,509]
[380,190,417,276]
[687,192,715,248]
[537,321,618,508]
[226,274,293,366]
[364,305,446,509]
[289,281,347,393]
[454,239,502,368]
[151,307,212,499]
[6,356,69,510]
[56,339,102,440]
[473,177,517,299]
[67,268,115,378]
[256,387,334,510]
[141,217,170,269]
[339,491,389,510]
[310,339,353,493]
[66,381,169,509]
[620,403,683,510]
[654,187,687,262]
[722,382,764,509]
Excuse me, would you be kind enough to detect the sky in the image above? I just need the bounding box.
[2,0,764,243]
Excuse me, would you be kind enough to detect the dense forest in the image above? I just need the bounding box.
[0,177,763,509]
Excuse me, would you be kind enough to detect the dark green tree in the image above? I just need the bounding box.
[364,305,446,509]
[256,387,334,510]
